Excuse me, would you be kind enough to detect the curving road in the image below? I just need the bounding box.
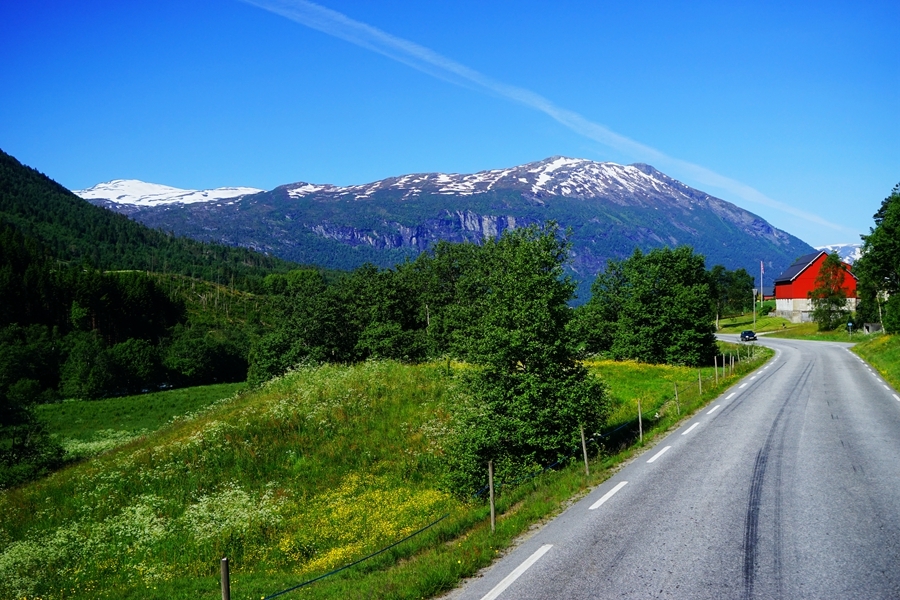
[447,336,900,599]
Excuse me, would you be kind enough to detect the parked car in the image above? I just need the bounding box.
[740,330,757,341]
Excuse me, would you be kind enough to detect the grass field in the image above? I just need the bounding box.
[717,314,793,333]
[35,383,246,460]
[1,349,772,600]
[764,321,877,343]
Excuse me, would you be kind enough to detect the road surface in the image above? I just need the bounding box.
[447,336,900,599]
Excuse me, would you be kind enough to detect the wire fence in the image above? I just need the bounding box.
[231,343,764,599]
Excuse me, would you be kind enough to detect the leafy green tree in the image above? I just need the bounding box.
[856,183,900,332]
[443,224,609,495]
[106,338,161,395]
[163,325,247,387]
[59,331,113,399]
[578,246,717,366]
[809,252,849,331]
[708,265,754,324]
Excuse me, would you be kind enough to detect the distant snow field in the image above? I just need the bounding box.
[816,243,863,264]
[75,179,264,207]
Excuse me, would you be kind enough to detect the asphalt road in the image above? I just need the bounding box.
[447,336,900,599]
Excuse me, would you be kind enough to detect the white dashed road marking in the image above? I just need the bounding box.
[480,544,553,600]
[647,446,672,463]
[589,481,628,510]
[682,423,700,436]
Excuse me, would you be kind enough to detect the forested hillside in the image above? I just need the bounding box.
[0,149,296,291]
[0,149,301,487]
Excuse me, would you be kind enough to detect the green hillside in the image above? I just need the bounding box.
[0,350,770,600]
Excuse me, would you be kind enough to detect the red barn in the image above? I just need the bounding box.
[773,251,857,323]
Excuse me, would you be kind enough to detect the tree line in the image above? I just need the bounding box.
[249,224,752,493]
[855,182,900,333]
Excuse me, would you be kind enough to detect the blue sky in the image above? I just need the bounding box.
[1,0,897,247]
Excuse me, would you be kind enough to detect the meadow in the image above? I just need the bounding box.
[1,346,771,600]
[35,383,246,460]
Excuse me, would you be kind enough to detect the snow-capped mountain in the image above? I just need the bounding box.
[816,243,863,264]
[281,157,716,207]
[76,156,815,300]
[75,179,263,207]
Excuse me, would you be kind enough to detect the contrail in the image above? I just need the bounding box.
[242,0,849,233]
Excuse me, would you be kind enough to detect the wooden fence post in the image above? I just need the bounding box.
[488,460,495,533]
[580,425,590,476]
[714,357,718,385]
[221,557,231,600]
[637,398,643,444]
[674,383,680,415]
[698,370,702,395]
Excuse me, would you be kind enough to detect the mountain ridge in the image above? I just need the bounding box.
[76,156,816,298]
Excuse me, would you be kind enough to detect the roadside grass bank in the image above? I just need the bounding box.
[717,314,792,333]
[0,348,772,600]
[764,321,876,343]
[852,334,900,390]
[34,383,246,461]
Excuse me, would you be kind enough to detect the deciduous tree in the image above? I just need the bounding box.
[809,252,849,331]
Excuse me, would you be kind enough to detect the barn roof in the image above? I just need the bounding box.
[773,250,858,285]
[773,252,825,284]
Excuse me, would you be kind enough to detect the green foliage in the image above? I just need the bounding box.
[757,299,775,317]
[0,327,65,489]
[809,252,849,331]
[574,246,718,366]
[442,224,610,495]
[709,265,754,318]
[856,183,900,333]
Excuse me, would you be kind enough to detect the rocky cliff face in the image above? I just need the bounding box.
[76,156,815,299]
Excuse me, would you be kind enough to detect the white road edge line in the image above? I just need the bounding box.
[893,394,900,401]
[750,376,757,380]
[647,446,672,463]
[682,423,700,436]
[726,392,736,400]
[707,405,722,415]
[589,481,628,510]
[480,544,553,600]
[739,383,748,389]
[884,385,891,391]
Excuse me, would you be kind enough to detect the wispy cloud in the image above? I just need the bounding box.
[242,0,849,233]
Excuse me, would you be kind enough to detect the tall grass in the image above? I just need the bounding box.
[0,349,772,600]
[35,383,245,460]
[853,334,900,390]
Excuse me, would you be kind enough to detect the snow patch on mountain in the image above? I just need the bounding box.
[816,243,863,264]
[75,179,264,206]
[282,156,706,205]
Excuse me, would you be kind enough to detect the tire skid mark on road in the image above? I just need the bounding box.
[718,358,786,421]
[742,358,815,600]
